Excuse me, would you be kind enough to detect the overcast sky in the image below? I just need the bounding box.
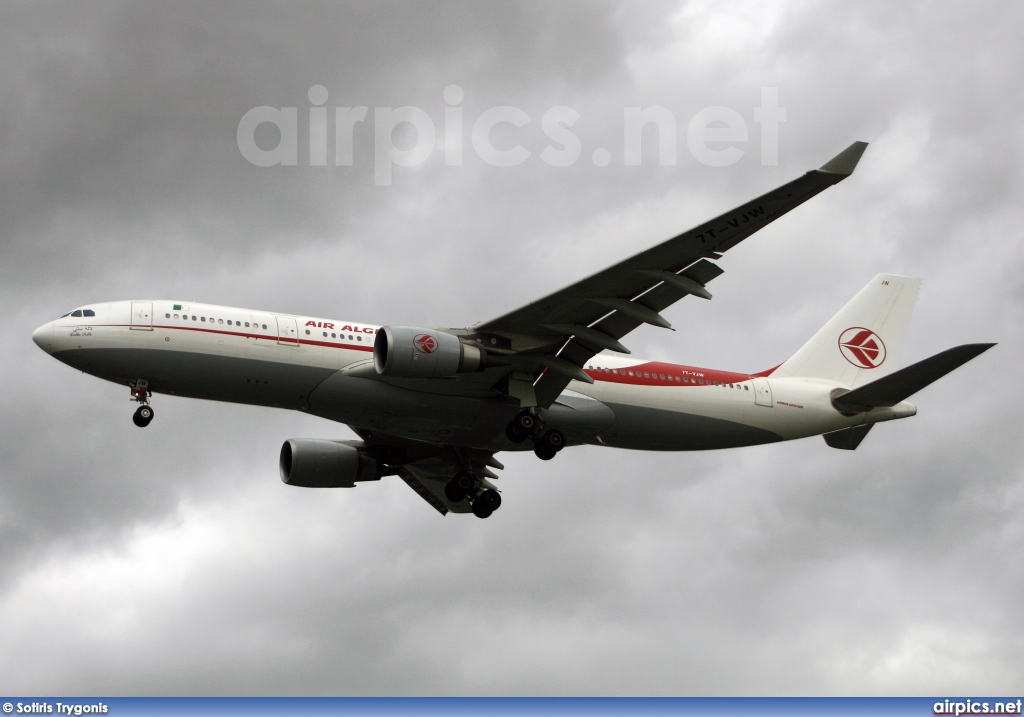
[1,0,1022,696]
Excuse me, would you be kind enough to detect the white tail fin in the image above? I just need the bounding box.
[770,274,921,388]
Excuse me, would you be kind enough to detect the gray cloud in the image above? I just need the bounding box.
[1,0,1021,696]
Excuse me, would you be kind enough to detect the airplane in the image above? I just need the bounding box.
[32,141,994,519]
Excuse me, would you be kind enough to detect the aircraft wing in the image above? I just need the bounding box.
[350,428,501,515]
[398,462,472,515]
[472,141,869,407]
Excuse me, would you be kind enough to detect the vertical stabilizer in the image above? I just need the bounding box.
[770,275,921,388]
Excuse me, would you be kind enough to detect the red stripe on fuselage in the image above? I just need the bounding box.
[585,360,751,387]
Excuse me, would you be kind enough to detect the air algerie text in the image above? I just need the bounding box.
[304,321,376,333]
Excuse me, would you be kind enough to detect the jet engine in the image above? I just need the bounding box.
[279,438,380,488]
[374,326,485,379]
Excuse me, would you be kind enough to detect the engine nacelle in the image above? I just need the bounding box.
[279,438,379,488]
[373,326,485,379]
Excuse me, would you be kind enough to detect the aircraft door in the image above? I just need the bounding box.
[276,316,299,345]
[130,302,153,331]
[752,377,773,407]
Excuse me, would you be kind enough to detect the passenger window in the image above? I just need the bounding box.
[305,330,310,335]
[165,313,170,319]
[192,316,197,321]
[201,317,206,322]
[71,310,83,317]
[331,333,336,338]
[357,336,362,341]
[245,322,250,327]
[323,332,327,337]
[173,314,179,319]
[262,324,267,330]
[219,319,224,324]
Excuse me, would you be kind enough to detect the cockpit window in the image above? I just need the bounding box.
[70,310,83,317]
[83,309,95,317]
[60,312,72,318]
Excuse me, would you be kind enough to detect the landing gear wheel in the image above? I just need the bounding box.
[444,480,466,503]
[454,471,475,493]
[477,488,502,512]
[513,410,537,435]
[472,502,493,519]
[505,423,529,443]
[534,444,557,461]
[539,429,565,453]
[133,405,154,428]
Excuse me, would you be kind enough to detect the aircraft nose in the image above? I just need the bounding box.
[32,322,53,352]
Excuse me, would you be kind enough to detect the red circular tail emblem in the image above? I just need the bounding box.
[413,333,437,354]
[838,327,886,369]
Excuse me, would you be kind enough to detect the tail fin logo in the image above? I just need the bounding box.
[413,333,438,354]
[839,327,886,369]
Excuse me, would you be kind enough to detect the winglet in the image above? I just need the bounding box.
[818,141,869,176]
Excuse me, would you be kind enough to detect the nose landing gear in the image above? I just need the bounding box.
[444,471,503,519]
[133,405,154,427]
[130,380,154,427]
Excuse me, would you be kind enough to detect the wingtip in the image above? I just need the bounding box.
[818,141,869,176]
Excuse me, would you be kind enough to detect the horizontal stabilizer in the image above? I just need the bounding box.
[824,424,873,450]
[834,343,995,410]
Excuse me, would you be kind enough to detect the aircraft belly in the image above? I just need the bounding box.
[51,347,333,409]
[595,401,783,450]
[577,382,778,448]
[571,378,873,448]
[307,372,487,440]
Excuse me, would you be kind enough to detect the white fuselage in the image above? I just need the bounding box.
[32,300,916,452]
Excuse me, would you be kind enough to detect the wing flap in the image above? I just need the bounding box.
[399,471,454,515]
[388,446,503,516]
[533,260,726,406]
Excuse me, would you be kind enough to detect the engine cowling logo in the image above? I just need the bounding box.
[413,333,438,354]
[838,327,886,369]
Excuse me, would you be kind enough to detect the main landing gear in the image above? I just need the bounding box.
[444,471,503,519]
[505,409,565,461]
[130,380,154,428]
